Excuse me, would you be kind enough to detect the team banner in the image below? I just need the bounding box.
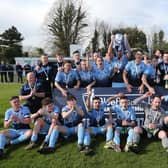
[53,86,168,126]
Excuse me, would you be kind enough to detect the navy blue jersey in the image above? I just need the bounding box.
[55,69,80,88]
[19,81,44,113]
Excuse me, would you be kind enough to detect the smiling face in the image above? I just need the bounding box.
[93,98,101,110]
[27,72,36,84]
[151,97,161,110]
[41,55,48,65]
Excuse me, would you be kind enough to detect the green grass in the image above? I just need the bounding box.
[0,84,168,168]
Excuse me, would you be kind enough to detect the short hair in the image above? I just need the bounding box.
[93,96,101,101]
[66,94,76,101]
[9,96,19,101]
[41,97,54,106]
[63,60,72,66]
[153,95,161,100]
[164,51,168,55]
[120,96,128,100]
[73,50,80,55]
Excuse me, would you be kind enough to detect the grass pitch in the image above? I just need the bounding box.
[0,84,168,168]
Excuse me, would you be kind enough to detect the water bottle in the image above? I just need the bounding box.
[90,88,95,105]
[165,80,168,89]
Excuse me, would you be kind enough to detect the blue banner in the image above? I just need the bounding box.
[53,86,168,126]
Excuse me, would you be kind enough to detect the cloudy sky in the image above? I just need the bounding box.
[0,0,168,50]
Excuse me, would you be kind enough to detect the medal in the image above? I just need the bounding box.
[46,77,49,81]
[32,96,35,100]
[66,85,68,89]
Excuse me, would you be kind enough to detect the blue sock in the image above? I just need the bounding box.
[106,127,113,142]
[77,125,84,145]
[114,132,120,145]
[31,134,38,142]
[127,129,134,144]
[44,135,50,143]
[0,134,6,150]
[84,132,91,146]
[49,129,59,148]
[10,134,27,145]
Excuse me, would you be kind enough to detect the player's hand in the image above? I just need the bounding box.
[148,87,155,94]
[126,84,133,93]
[144,91,153,98]
[118,92,125,98]
[61,89,68,97]
[58,67,63,71]
[122,120,128,126]
[74,85,79,89]
[138,85,144,94]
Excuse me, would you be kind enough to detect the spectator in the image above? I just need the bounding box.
[16,62,23,83]
[7,64,14,82]
[0,61,8,83]
[23,63,32,75]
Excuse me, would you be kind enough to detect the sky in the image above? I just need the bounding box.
[0,0,168,51]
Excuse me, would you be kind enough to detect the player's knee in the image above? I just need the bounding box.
[78,123,83,127]
[164,116,168,124]
[134,126,141,133]
[158,130,167,139]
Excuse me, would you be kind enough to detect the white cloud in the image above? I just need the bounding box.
[0,0,168,48]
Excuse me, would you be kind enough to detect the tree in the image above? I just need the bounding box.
[46,0,88,56]
[91,28,99,52]
[0,26,23,63]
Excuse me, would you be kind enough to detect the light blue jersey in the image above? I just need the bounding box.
[87,102,107,126]
[143,64,156,86]
[78,70,95,87]
[5,106,30,129]
[93,68,112,87]
[111,105,136,123]
[43,105,60,124]
[125,60,146,86]
[55,69,80,88]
